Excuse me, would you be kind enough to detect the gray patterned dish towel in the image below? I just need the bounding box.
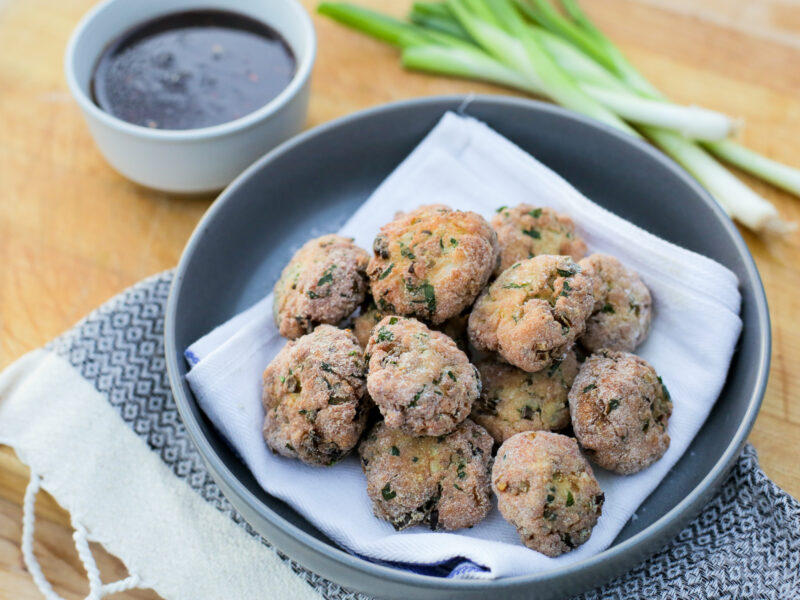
[0,271,797,600]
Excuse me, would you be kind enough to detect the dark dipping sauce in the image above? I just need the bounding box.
[92,10,296,130]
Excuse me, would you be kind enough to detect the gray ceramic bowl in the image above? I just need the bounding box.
[164,96,770,599]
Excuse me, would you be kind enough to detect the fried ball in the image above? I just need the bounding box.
[353,297,469,352]
[492,205,587,276]
[367,205,498,324]
[262,325,367,466]
[569,350,672,474]
[273,234,370,339]
[365,316,480,437]
[468,256,594,373]
[578,254,652,352]
[492,431,604,557]
[359,419,493,531]
[471,351,579,443]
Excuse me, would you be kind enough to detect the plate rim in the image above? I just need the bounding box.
[164,94,771,591]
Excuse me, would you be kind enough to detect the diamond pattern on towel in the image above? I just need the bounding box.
[47,271,800,599]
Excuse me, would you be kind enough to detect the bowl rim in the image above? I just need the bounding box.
[63,0,316,141]
[165,94,770,591]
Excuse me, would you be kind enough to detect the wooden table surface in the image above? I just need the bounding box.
[1,0,799,597]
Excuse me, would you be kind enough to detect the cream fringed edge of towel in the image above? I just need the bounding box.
[0,349,321,600]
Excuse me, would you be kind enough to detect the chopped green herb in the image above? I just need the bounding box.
[450,238,458,246]
[376,327,394,342]
[563,281,572,291]
[400,247,416,259]
[422,282,436,313]
[391,445,400,456]
[328,397,348,405]
[439,237,445,250]
[547,360,562,377]
[298,409,306,415]
[447,371,457,382]
[381,483,396,501]
[320,362,333,372]
[529,208,543,218]
[502,282,529,289]
[601,303,616,314]
[280,376,286,383]
[496,205,507,213]
[454,483,463,491]
[377,298,395,313]
[378,263,394,280]
[566,491,575,507]
[306,290,319,299]
[556,268,573,277]
[523,228,541,239]
[348,350,359,356]
[317,265,336,287]
[546,494,555,503]
[658,376,671,401]
[606,398,621,413]
[457,463,467,479]
[583,384,597,393]
[389,317,399,325]
[412,456,419,463]
[285,443,295,452]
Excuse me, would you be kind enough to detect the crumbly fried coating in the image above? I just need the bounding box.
[471,351,579,443]
[367,205,498,324]
[365,316,480,437]
[492,205,588,275]
[468,256,594,373]
[569,350,671,474]
[273,234,370,339]
[353,297,468,352]
[262,325,367,466]
[359,419,494,531]
[492,431,604,557]
[352,298,386,349]
[578,254,652,352]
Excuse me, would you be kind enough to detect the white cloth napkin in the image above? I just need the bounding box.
[185,112,742,580]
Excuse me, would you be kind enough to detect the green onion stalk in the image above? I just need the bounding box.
[318,0,798,233]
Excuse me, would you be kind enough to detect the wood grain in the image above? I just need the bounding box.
[1,0,798,597]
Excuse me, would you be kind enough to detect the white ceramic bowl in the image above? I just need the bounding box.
[65,0,316,194]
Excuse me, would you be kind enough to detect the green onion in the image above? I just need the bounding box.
[318,0,796,233]
[703,139,800,199]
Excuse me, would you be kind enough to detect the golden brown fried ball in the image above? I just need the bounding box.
[262,325,367,466]
[365,316,480,437]
[492,431,604,557]
[359,419,493,531]
[468,256,594,373]
[578,254,652,352]
[367,205,498,324]
[569,350,671,474]
[471,351,579,443]
[273,234,370,339]
[492,205,587,276]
